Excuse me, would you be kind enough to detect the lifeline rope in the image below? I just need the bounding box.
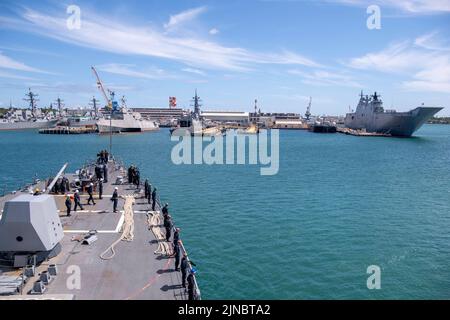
[100,195,135,260]
[147,211,173,256]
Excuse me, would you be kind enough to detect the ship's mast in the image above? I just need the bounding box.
[54,97,65,116]
[191,89,202,119]
[305,97,312,120]
[89,96,100,117]
[121,95,127,110]
[253,99,258,125]
[23,88,39,117]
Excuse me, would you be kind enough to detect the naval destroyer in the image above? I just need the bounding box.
[0,89,58,131]
[96,96,159,134]
[344,91,443,137]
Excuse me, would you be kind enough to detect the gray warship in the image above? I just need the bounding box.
[0,89,59,131]
[0,155,200,300]
[344,91,443,137]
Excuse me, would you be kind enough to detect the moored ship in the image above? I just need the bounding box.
[0,89,59,131]
[344,91,443,137]
[91,67,159,134]
[0,118,59,130]
[96,96,159,133]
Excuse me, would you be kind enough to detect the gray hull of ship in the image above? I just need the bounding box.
[0,119,58,131]
[344,107,443,137]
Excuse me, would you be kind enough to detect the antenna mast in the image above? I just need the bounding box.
[254,99,258,124]
[305,97,312,120]
[120,95,127,110]
[23,88,39,117]
[54,97,65,116]
[191,89,202,119]
[89,96,100,117]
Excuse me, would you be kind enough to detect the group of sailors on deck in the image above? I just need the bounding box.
[62,151,117,216]
[55,151,199,300]
[161,202,198,300]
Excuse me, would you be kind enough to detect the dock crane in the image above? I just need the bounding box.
[91,66,113,110]
[91,66,114,154]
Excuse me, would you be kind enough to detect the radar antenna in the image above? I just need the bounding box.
[305,97,312,120]
[191,89,202,119]
[89,96,100,117]
[54,96,65,116]
[23,88,39,117]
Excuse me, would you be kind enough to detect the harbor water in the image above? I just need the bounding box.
[0,125,449,299]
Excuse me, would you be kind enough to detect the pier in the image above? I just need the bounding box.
[0,155,200,300]
[39,126,98,135]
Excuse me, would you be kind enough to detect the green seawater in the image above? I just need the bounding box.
[0,125,449,299]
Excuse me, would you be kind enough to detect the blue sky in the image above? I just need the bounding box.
[0,0,449,115]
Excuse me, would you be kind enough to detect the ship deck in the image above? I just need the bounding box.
[0,159,195,300]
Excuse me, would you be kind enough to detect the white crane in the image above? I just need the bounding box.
[91,66,114,154]
[91,66,112,110]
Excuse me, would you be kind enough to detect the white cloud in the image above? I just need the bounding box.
[257,51,322,67]
[348,41,418,72]
[414,31,450,51]
[0,52,47,73]
[23,82,96,94]
[0,8,320,72]
[347,33,450,93]
[164,7,207,31]
[21,82,137,94]
[185,79,209,84]
[96,63,171,79]
[288,69,363,87]
[388,0,450,13]
[209,28,219,35]
[402,80,450,93]
[182,68,206,76]
[0,69,37,80]
[327,0,450,14]
[269,93,333,105]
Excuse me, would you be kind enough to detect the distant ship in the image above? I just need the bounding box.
[169,114,203,136]
[67,115,98,128]
[170,90,217,136]
[90,67,158,134]
[344,91,443,137]
[0,89,58,131]
[0,118,58,130]
[96,96,159,133]
[65,97,100,128]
